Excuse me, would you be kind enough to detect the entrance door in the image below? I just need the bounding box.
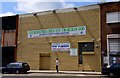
[39,53,50,70]
[2,47,15,66]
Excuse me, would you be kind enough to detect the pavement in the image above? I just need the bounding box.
[1,70,102,77]
[28,70,101,75]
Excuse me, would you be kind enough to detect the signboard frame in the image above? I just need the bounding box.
[70,48,78,56]
[28,26,86,38]
[51,43,70,52]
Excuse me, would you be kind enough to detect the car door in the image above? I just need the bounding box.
[116,64,120,75]
[3,65,9,73]
[9,64,18,73]
[22,63,30,71]
[6,64,11,73]
[111,64,119,75]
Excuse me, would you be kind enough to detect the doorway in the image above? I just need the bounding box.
[2,47,15,66]
[39,53,50,70]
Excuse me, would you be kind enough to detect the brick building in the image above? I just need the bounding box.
[1,1,120,72]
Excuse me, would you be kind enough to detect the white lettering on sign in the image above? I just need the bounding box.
[52,43,70,52]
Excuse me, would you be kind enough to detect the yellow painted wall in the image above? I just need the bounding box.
[17,7,101,71]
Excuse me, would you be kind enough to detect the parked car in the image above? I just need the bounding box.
[2,62,30,74]
[101,63,120,76]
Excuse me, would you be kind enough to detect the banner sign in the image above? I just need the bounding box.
[52,43,70,52]
[28,26,86,38]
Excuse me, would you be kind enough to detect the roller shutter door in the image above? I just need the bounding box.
[109,39,120,55]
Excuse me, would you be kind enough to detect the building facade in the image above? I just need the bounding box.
[1,15,18,66]
[1,1,119,72]
[100,2,120,66]
[17,4,101,71]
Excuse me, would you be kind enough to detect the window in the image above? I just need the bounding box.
[106,11,120,23]
[79,42,94,52]
[113,64,120,68]
[23,63,29,66]
[7,64,19,68]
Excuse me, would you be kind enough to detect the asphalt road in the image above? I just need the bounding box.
[2,76,112,78]
[1,70,120,78]
[1,73,112,78]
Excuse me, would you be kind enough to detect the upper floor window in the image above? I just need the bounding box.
[106,11,120,24]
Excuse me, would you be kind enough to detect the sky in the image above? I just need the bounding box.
[0,0,119,17]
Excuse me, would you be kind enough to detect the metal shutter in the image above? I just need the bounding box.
[109,39,120,55]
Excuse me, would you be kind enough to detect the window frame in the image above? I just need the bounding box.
[78,42,94,52]
[78,42,95,64]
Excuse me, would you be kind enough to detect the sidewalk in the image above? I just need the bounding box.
[2,70,102,77]
[28,70,101,75]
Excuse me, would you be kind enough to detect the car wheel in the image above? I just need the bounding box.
[16,70,19,74]
[109,72,114,77]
